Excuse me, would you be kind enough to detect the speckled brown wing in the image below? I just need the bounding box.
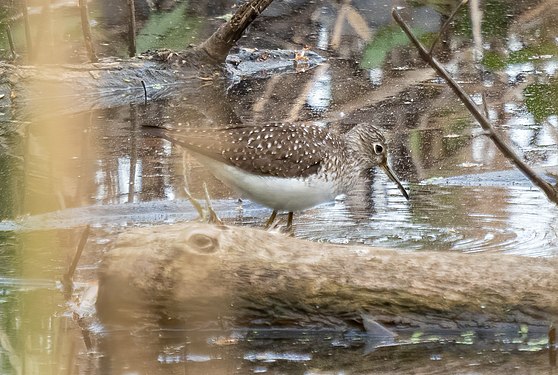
[161,123,341,179]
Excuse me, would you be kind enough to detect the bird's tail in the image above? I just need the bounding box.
[141,124,193,149]
[141,124,171,138]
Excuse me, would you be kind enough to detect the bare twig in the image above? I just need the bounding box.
[141,80,148,105]
[392,8,558,204]
[429,0,468,54]
[6,26,18,60]
[126,0,137,57]
[78,0,97,62]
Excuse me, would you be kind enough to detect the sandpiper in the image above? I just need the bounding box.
[149,122,409,229]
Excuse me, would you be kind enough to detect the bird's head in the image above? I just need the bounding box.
[347,124,409,200]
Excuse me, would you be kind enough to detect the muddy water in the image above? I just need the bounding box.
[0,0,557,374]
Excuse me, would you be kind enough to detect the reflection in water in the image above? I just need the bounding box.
[507,33,524,52]
[368,67,383,86]
[544,60,558,75]
[316,25,329,51]
[471,134,496,164]
[506,62,535,84]
[116,157,143,203]
[298,180,558,257]
[306,65,332,111]
[81,324,553,374]
[469,0,484,61]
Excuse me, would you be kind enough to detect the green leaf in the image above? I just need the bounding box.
[361,26,425,69]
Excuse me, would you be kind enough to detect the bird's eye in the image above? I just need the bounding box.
[373,144,384,155]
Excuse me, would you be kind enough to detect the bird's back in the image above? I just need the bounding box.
[158,123,345,179]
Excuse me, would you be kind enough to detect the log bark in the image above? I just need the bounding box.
[96,222,558,332]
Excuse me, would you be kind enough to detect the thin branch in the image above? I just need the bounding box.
[21,0,33,62]
[6,26,18,60]
[78,0,97,62]
[429,0,468,54]
[141,80,148,105]
[392,8,558,204]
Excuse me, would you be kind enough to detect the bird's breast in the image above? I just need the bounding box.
[195,154,337,211]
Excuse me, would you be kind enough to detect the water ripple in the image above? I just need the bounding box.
[297,184,558,257]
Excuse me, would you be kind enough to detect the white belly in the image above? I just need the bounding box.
[195,155,336,212]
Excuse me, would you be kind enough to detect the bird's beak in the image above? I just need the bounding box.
[380,162,409,200]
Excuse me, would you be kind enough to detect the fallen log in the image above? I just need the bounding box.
[96,222,558,332]
[0,59,212,120]
[0,47,323,121]
[1,0,306,120]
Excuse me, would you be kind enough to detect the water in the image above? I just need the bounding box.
[0,0,557,373]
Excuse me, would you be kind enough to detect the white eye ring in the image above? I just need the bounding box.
[373,144,384,155]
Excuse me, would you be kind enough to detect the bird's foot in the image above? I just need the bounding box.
[264,211,294,236]
[283,212,295,236]
[264,210,278,229]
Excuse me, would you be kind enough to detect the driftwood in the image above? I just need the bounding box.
[95,222,558,332]
[78,0,97,62]
[0,59,213,119]
[0,0,278,119]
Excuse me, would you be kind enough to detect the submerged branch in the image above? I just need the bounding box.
[0,0,290,118]
[194,0,275,64]
[126,0,137,57]
[392,8,558,205]
[78,0,98,62]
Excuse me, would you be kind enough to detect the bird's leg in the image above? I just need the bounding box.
[264,210,278,229]
[286,212,294,231]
